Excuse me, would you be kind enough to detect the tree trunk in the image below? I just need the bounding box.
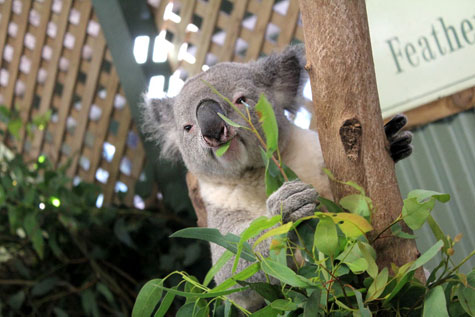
[298,0,423,279]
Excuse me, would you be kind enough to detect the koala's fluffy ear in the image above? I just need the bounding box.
[140,97,181,161]
[253,44,307,113]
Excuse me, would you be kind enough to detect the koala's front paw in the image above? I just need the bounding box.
[267,180,319,222]
[384,114,413,163]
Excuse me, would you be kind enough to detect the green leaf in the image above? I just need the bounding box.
[314,216,338,257]
[318,197,344,213]
[345,258,368,274]
[236,281,282,302]
[0,186,5,206]
[366,268,388,302]
[384,241,444,305]
[410,240,443,271]
[53,307,69,317]
[402,190,450,231]
[282,163,299,181]
[426,215,449,251]
[8,290,25,311]
[264,153,283,197]
[176,303,197,317]
[132,279,163,317]
[0,105,11,123]
[170,228,256,262]
[402,197,433,230]
[423,286,449,317]
[457,270,475,315]
[408,189,450,203]
[114,218,137,249]
[23,213,44,259]
[304,289,322,317]
[260,257,314,288]
[80,289,100,317]
[154,289,176,317]
[211,262,260,292]
[253,222,293,249]
[390,223,416,239]
[255,94,278,154]
[271,299,297,311]
[250,305,280,317]
[233,215,281,273]
[358,242,378,279]
[216,140,231,157]
[150,281,248,299]
[217,113,247,129]
[339,194,371,219]
[96,283,114,304]
[7,118,22,139]
[31,277,59,297]
[354,289,372,317]
[322,212,373,238]
[204,250,233,287]
[7,206,21,232]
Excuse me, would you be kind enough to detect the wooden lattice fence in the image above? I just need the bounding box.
[148,0,474,128]
[0,0,150,207]
[148,0,305,76]
[0,0,472,209]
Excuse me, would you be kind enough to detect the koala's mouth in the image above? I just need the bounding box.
[202,125,237,148]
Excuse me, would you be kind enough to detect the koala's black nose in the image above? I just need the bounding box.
[196,100,228,146]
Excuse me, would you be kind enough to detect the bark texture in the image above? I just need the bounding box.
[298,0,423,277]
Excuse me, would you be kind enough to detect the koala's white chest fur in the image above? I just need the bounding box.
[198,124,332,235]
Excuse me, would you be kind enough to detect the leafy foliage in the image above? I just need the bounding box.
[0,106,209,316]
[133,93,475,316]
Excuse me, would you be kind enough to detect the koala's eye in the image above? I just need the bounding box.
[235,96,247,105]
[184,125,193,132]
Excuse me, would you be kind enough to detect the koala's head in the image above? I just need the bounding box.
[142,44,307,179]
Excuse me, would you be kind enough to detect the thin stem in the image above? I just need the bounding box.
[371,215,402,243]
[431,249,475,288]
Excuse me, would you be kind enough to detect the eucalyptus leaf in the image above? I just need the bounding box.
[253,222,292,249]
[80,289,100,317]
[132,279,163,317]
[366,268,388,302]
[8,290,25,311]
[237,281,282,302]
[390,223,416,239]
[31,277,59,297]
[204,250,233,287]
[170,228,256,262]
[255,94,278,154]
[233,215,281,273]
[261,257,315,288]
[216,140,231,157]
[402,197,434,230]
[154,288,177,317]
[423,286,449,317]
[23,212,44,259]
[270,299,297,311]
[250,305,280,317]
[339,194,371,219]
[304,289,322,317]
[314,216,338,257]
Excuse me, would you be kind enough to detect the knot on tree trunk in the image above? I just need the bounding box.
[339,118,362,162]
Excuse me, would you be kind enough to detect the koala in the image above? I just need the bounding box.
[141,44,412,311]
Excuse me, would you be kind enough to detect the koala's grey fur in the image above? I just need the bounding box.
[142,44,334,310]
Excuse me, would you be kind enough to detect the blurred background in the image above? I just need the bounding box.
[0,0,473,315]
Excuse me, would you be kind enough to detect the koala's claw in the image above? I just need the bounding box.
[384,114,413,163]
[267,180,319,222]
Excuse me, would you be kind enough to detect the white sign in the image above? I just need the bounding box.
[367,0,475,117]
